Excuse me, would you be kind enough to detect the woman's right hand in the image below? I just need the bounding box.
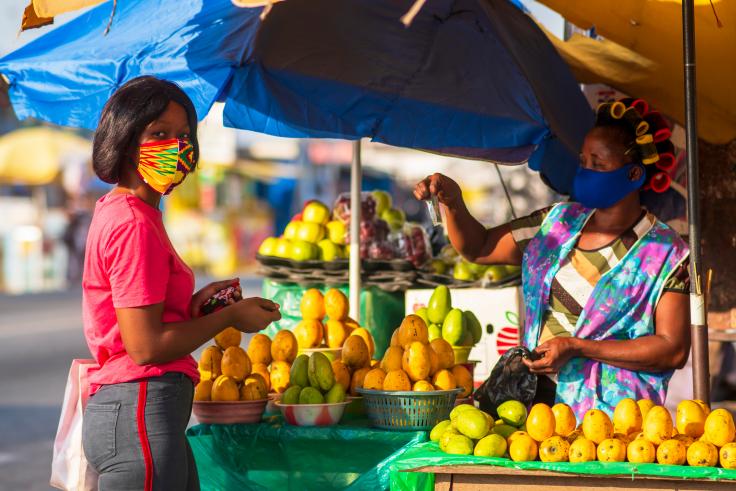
[228,297,281,333]
[413,173,463,209]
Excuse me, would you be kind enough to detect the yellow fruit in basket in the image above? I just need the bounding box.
[551,403,576,437]
[352,328,376,358]
[214,327,242,350]
[211,375,239,401]
[613,398,642,435]
[432,369,457,391]
[193,380,213,401]
[526,403,556,443]
[325,319,349,348]
[451,365,473,398]
[294,319,324,349]
[719,442,736,469]
[271,330,298,363]
[582,409,614,445]
[539,436,570,462]
[643,405,674,445]
[221,346,251,382]
[613,432,632,444]
[429,339,455,370]
[428,348,439,376]
[676,400,707,438]
[383,369,411,391]
[381,346,404,372]
[241,374,268,400]
[673,434,695,448]
[342,335,371,369]
[413,380,435,392]
[324,288,349,321]
[390,328,400,347]
[568,437,597,463]
[402,341,431,382]
[350,367,371,396]
[704,408,736,447]
[627,438,656,463]
[637,399,656,420]
[251,363,271,392]
[247,333,272,365]
[300,288,325,320]
[363,368,387,390]
[398,314,429,348]
[657,439,687,465]
[597,438,627,462]
[198,345,223,381]
[565,429,583,444]
[693,399,711,416]
[270,360,291,393]
[331,359,351,391]
[509,434,538,462]
[687,441,718,467]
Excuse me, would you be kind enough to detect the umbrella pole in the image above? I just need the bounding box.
[682,0,709,402]
[349,140,362,322]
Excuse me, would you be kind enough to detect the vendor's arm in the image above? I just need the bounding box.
[414,173,521,265]
[524,291,690,373]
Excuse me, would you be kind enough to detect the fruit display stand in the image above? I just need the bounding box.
[388,442,736,491]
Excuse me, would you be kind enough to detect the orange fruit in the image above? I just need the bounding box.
[251,363,271,392]
[350,367,371,396]
[398,315,429,348]
[432,369,457,391]
[324,289,349,321]
[352,327,376,358]
[198,345,223,381]
[271,330,298,363]
[241,374,268,400]
[413,380,435,392]
[402,341,432,382]
[383,369,412,391]
[390,327,400,347]
[247,333,272,365]
[293,319,324,349]
[300,288,325,320]
[194,380,213,401]
[270,360,291,393]
[342,335,371,370]
[331,359,352,390]
[214,326,242,350]
[364,368,387,390]
[381,346,404,372]
[325,319,349,348]
[211,375,239,401]
[221,346,251,382]
[451,364,473,398]
[430,339,455,369]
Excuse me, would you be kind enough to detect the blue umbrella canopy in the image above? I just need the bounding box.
[0,0,593,193]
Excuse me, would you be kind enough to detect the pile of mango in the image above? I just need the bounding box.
[433,398,736,469]
[416,285,482,348]
[280,351,348,404]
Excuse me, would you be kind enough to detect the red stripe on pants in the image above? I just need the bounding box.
[137,381,153,491]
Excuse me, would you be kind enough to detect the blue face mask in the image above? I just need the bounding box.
[572,163,645,209]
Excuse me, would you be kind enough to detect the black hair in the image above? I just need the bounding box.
[92,76,199,184]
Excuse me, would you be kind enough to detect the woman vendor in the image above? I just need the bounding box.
[414,99,690,419]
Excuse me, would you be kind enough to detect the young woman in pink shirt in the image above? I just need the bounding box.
[81,76,281,490]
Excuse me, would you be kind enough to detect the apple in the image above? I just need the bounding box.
[296,222,326,243]
[372,190,392,216]
[258,237,278,256]
[381,208,405,231]
[326,220,346,245]
[274,238,293,258]
[302,200,330,225]
[317,239,341,261]
[290,240,318,261]
[284,221,301,240]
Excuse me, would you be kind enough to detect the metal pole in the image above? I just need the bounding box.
[349,140,362,322]
[493,164,517,219]
[683,0,710,402]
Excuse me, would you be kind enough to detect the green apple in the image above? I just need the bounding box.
[372,190,392,216]
[326,220,346,245]
[290,240,318,261]
[274,238,293,258]
[317,239,341,261]
[453,262,475,281]
[284,221,301,240]
[302,200,330,225]
[296,222,326,243]
[381,208,405,230]
[258,237,278,256]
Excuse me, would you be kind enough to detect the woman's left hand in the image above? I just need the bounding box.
[522,337,579,374]
[190,278,241,318]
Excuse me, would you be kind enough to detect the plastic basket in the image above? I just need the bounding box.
[356,388,462,430]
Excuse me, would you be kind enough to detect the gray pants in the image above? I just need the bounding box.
[82,372,199,491]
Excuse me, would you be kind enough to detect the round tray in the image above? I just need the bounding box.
[275,401,351,426]
[192,399,268,424]
[356,388,462,431]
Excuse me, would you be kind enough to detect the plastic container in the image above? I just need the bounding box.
[275,401,351,426]
[192,399,268,424]
[356,388,461,430]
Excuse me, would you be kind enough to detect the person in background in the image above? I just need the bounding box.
[81,76,281,490]
[415,98,689,420]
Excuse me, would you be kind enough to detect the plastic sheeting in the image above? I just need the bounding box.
[389,442,736,491]
[186,419,426,491]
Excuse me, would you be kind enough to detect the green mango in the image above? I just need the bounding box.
[443,434,474,455]
[290,354,309,388]
[415,307,430,327]
[484,265,508,282]
[430,420,452,442]
[463,311,482,344]
[442,308,465,345]
[439,427,461,452]
[460,329,474,346]
[427,285,452,324]
[298,386,325,404]
[307,352,335,392]
[428,323,442,341]
[325,383,346,403]
[281,385,302,405]
[457,408,491,440]
[453,262,475,281]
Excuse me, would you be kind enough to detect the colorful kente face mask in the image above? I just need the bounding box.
[136,138,194,195]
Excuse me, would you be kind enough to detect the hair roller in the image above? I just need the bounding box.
[631,99,649,115]
[609,101,626,119]
[655,152,676,171]
[621,107,649,136]
[653,127,672,143]
[636,134,659,164]
[650,172,672,193]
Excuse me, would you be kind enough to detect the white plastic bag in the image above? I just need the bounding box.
[50,359,99,491]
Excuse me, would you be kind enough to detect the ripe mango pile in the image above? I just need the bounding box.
[433,398,736,469]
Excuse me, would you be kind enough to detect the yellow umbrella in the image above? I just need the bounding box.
[0,127,91,185]
[538,0,736,144]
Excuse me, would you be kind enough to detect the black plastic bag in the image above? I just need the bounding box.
[473,346,538,417]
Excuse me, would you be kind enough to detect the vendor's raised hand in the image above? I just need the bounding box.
[229,297,281,333]
[413,173,463,209]
[522,337,579,374]
[190,278,241,318]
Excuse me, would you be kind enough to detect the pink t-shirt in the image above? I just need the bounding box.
[82,193,199,393]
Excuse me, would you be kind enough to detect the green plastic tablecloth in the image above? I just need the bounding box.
[388,442,736,491]
[186,417,426,491]
[261,280,405,358]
